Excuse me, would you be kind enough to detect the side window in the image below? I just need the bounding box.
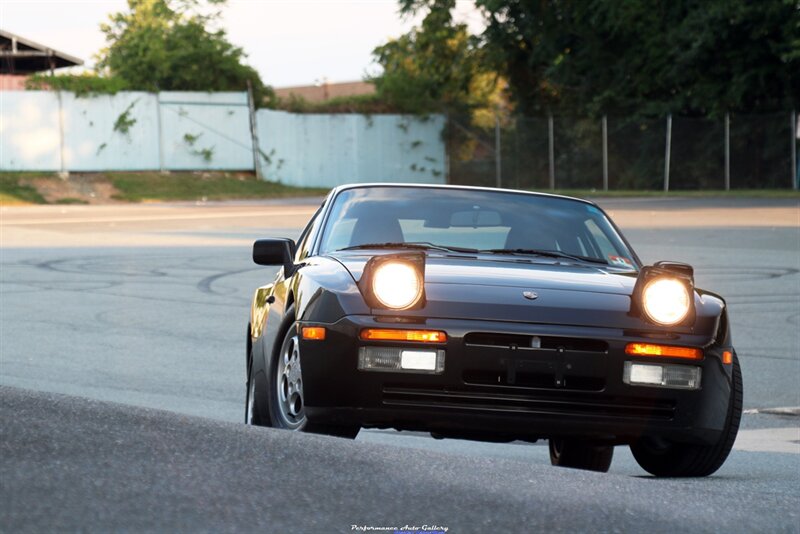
[323,218,357,251]
[295,206,323,261]
[584,218,619,260]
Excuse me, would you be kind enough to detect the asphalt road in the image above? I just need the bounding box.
[1,196,799,532]
[2,386,798,533]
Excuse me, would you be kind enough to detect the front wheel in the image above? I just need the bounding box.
[245,353,267,426]
[268,317,359,439]
[549,439,614,472]
[630,354,743,477]
[271,330,306,430]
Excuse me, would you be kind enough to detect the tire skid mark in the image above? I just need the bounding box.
[9,254,256,304]
[87,289,248,309]
[738,353,799,362]
[92,309,230,343]
[0,280,122,292]
[694,266,799,282]
[197,268,260,296]
[26,255,170,278]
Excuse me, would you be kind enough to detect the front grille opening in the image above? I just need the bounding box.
[463,370,605,391]
[464,332,608,353]
[465,332,530,347]
[382,384,676,420]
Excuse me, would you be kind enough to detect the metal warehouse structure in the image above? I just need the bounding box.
[0,29,83,90]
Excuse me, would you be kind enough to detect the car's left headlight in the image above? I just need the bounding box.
[642,277,691,325]
[371,260,423,310]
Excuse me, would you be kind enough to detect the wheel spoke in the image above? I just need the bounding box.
[275,334,306,428]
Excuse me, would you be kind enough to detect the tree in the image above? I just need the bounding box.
[372,0,503,122]
[400,0,800,117]
[98,0,273,105]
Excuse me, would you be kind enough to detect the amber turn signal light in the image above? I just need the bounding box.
[301,327,326,340]
[625,342,702,360]
[722,351,733,365]
[360,329,447,343]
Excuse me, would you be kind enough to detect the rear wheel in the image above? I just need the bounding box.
[630,354,743,477]
[549,439,614,472]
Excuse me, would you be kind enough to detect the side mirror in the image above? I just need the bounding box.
[253,238,296,276]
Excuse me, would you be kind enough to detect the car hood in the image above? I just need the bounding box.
[325,251,712,333]
[330,250,637,295]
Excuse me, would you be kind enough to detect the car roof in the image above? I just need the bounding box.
[327,183,598,207]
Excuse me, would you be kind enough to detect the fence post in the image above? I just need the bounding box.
[445,114,451,185]
[514,117,520,189]
[56,90,67,177]
[663,114,672,192]
[724,112,730,191]
[548,114,555,190]
[602,115,608,191]
[495,113,502,188]
[247,81,263,180]
[156,92,165,172]
[792,110,797,190]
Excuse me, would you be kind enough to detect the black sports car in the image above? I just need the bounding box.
[246,184,742,477]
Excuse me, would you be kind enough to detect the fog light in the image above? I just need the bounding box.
[623,361,701,390]
[629,363,664,385]
[358,347,444,374]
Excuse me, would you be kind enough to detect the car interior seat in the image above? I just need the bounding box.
[504,224,558,251]
[348,215,404,247]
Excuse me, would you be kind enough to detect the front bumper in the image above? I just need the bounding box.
[299,315,733,445]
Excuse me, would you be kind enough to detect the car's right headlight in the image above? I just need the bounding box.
[371,260,423,310]
[641,277,691,326]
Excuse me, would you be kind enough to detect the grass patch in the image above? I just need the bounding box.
[0,173,48,204]
[107,172,329,202]
[54,197,89,205]
[541,189,800,199]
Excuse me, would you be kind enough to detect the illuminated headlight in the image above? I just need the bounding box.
[642,278,691,325]
[371,261,423,309]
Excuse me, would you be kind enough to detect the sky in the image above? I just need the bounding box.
[0,0,484,87]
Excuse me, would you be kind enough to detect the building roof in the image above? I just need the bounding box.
[274,81,375,103]
[0,29,83,74]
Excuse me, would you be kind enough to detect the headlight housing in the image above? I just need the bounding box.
[641,278,691,325]
[362,254,425,310]
[633,261,696,327]
[372,261,422,309]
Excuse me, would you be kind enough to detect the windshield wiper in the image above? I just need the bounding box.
[480,248,610,265]
[340,242,478,254]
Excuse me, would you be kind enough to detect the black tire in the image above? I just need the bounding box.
[267,306,359,439]
[304,421,360,439]
[245,353,269,426]
[549,439,614,472]
[630,354,743,477]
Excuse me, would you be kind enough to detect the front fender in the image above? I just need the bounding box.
[250,283,275,340]
[292,256,370,323]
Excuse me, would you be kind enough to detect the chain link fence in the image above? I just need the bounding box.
[447,112,798,190]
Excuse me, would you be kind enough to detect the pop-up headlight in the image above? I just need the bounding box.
[642,277,691,325]
[360,253,425,310]
[632,261,696,327]
[372,261,422,309]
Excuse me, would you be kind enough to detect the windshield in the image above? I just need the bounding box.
[318,187,637,269]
